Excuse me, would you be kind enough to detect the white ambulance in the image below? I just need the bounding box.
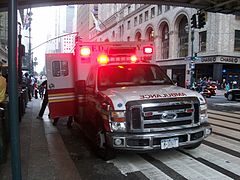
[46,40,211,160]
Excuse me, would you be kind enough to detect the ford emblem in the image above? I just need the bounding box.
[162,112,177,120]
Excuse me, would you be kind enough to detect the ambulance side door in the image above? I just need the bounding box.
[45,53,75,118]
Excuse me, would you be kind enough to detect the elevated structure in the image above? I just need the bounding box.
[1,0,240,15]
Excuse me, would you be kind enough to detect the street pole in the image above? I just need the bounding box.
[18,22,22,85]
[28,9,33,74]
[8,0,22,179]
[190,28,195,88]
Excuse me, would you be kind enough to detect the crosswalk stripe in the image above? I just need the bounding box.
[107,153,173,180]
[209,119,240,131]
[149,150,231,179]
[212,125,240,139]
[183,144,240,176]
[209,116,240,125]
[209,114,240,124]
[140,154,187,180]
[208,109,240,118]
[233,111,240,115]
[205,134,240,153]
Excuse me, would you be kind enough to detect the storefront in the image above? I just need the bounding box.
[194,55,240,88]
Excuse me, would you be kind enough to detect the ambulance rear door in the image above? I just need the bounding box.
[46,53,76,119]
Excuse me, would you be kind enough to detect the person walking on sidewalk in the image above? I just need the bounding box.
[37,80,48,120]
[0,71,7,104]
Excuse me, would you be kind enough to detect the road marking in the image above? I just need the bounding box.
[208,109,240,119]
[205,134,240,153]
[149,150,231,179]
[212,125,240,140]
[209,119,240,131]
[213,102,240,107]
[107,153,172,180]
[183,144,240,176]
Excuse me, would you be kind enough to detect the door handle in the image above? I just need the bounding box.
[49,83,55,89]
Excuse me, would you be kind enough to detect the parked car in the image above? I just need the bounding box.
[224,89,240,101]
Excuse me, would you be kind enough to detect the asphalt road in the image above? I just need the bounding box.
[205,90,240,111]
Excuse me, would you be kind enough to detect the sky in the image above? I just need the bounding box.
[30,7,55,73]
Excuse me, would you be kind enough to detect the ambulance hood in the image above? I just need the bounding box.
[101,85,206,110]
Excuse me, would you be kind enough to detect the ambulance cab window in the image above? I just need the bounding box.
[52,61,69,77]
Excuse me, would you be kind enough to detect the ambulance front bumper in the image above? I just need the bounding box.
[106,123,212,151]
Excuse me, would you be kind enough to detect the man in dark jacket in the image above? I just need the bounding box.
[37,80,48,120]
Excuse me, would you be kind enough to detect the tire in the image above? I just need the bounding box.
[184,142,202,149]
[95,124,116,161]
[227,93,234,101]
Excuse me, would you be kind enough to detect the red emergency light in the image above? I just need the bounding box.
[97,54,109,65]
[143,46,153,54]
[80,47,91,57]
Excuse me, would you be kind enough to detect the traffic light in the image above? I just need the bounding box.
[198,12,206,29]
[191,14,197,29]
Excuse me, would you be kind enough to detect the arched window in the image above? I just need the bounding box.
[146,27,154,41]
[135,32,142,41]
[112,31,115,40]
[161,23,169,59]
[178,16,188,57]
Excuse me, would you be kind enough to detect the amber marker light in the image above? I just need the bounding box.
[97,54,109,64]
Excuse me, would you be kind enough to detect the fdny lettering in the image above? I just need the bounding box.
[140,93,187,99]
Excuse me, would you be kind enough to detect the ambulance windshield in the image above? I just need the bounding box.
[98,64,173,90]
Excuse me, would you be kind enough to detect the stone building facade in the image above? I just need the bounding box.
[77,4,240,88]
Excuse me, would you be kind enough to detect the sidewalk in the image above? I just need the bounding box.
[0,99,81,180]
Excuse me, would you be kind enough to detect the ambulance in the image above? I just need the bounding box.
[46,39,212,160]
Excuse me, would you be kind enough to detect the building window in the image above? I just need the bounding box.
[178,16,189,57]
[158,5,162,15]
[135,4,140,10]
[165,5,170,12]
[234,30,240,51]
[139,14,143,24]
[134,17,137,26]
[145,11,149,21]
[128,6,131,14]
[199,31,207,52]
[161,24,169,59]
[52,61,69,77]
[151,7,155,18]
[127,20,131,29]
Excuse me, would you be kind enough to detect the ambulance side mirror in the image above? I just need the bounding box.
[76,80,86,94]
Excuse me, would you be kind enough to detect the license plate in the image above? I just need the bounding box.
[161,137,179,149]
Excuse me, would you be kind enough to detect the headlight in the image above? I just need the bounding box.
[110,111,126,132]
[200,103,208,123]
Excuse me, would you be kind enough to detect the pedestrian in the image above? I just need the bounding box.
[37,80,48,120]
[0,69,7,104]
[25,73,32,101]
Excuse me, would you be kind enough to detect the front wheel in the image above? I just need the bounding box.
[95,128,116,161]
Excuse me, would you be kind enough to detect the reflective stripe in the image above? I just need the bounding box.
[49,98,75,103]
[49,95,75,100]
[48,92,74,97]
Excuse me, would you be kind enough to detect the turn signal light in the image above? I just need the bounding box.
[80,47,91,57]
[97,54,109,64]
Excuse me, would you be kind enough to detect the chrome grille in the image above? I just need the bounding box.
[126,97,200,132]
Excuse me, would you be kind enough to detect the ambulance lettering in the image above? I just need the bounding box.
[140,92,187,99]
